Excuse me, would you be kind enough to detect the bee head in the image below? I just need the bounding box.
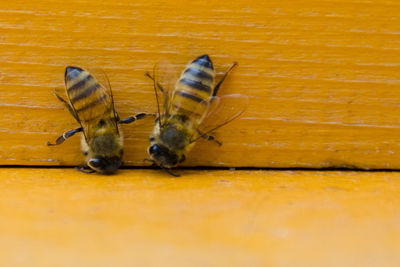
[148,144,185,168]
[87,156,122,174]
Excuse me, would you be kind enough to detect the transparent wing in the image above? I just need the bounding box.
[191,94,249,143]
[86,67,118,114]
[153,59,179,119]
[53,86,79,122]
[66,67,119,142]
[54,86,65,96]
[170,90,210,127]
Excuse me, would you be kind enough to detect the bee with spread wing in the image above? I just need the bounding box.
[146,55,248,176]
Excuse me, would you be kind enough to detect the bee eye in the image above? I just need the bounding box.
[98,119,106,127]
[88,158,102,168]
[149,145,161,156]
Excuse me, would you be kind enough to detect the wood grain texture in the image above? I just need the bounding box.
[0,169,399,266]
[1,0,400,167]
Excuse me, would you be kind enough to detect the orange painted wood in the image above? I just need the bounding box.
[1,0,400,168]
[0,169,399,266]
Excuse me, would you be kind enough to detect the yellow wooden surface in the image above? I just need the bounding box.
[1,0,400,168]
[0,168,398,266]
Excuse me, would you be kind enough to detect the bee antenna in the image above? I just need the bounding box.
[144,158,155,163]
[75,166,95,174]
[144,158,157,167]
[161,166,180,177]
[144,158,179,176]
[146,67,162,130]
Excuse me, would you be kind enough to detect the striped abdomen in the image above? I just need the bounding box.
[64,66,112,124]
[170,54,215,122]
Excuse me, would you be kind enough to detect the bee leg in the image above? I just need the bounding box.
[212,61,238,97]
[144,158,180,177]
[161,166,180,177]
[144,158,157,167]
[46,127,83,146]
[75,166,95,174]
[203,135,222,146]
[164,169,180,177]
[196,130,222,146]
[146,71,168,125]
[114,108,121,121]
[145,72,166,93]
[54,91,79,121]
[144,72,155,80]
[119,113,153,124]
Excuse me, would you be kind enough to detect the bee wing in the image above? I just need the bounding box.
[65,68,119,143]
[53,86,79,121]
[191,94,249,143]
[54,86,66,96]
[153,60,179,119]
[87,68,120,120]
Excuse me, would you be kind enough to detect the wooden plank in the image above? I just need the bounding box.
[1,0,400,167]
[0,169,399,266]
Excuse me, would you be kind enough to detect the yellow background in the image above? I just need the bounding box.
[1,0,400,168]
[1,1,400,265]
[1,169,399,266]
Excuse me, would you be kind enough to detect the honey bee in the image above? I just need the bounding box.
[47,66,147,174]
[145,54,248,176]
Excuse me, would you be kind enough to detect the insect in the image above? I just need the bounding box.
[145,54,248,176]
[47,66,147,174]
